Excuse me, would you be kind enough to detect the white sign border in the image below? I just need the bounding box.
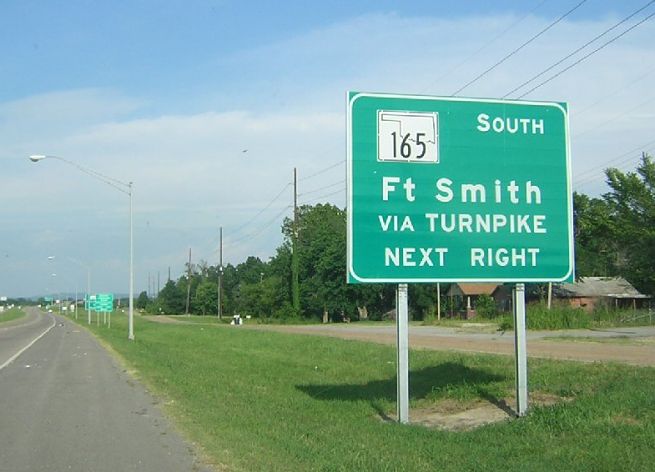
[346,91,574,284]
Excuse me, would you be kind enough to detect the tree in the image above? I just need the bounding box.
[573,192,618,276]
[194,280,217,316]
[282,204,349,319]
[603,154,655,294]
[409,284,440,320]
[136,291,149,310]
[156,280,185,314]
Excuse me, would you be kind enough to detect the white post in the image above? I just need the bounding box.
[396,283,409,424]
[128,182,134,341]
[547,282,552,310]
[87,269,91,325]
[436,283,441,321]
[513,283,528,416]
[218,226,223,320]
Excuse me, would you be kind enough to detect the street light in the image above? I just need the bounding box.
[68,257,92,325]
[51,255,92,323]
[50,273,60,314]
[30,154,135,341]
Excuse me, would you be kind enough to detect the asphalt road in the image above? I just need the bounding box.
[0,307,55,370]
[0,307,211,472]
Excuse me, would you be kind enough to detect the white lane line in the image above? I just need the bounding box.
[0,313,57,371]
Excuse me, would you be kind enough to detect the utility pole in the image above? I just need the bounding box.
[292,168,300,313]
[157,271,160,297]
[185,248,192,316]
[218,226,223,320]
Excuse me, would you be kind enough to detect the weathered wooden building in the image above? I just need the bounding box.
[553,276,650,312]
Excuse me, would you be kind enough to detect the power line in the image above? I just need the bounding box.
[573,141,655,188]
[572,63,655,117]
[199,162,342,262]
[225,205,292,248]
[426,0,547,91]
[298,159,344,182]
[229,182,291,235]
[451,0,588,96]
[504,0,655,98]
[573,151,652,191]
[517,9,655,98]
[298,179,345,197]
[195,181,291,262]
[301,187,346,205]
[573,94,655,139]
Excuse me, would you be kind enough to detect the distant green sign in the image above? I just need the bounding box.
[85,293,113,312]
[95,293,114,312]
[347,92,574,283]
[44,296,54,303]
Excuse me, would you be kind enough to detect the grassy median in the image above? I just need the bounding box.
[78,312,655,471]
[0,307,25,324]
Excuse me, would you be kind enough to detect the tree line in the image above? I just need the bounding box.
[138,154,654,320]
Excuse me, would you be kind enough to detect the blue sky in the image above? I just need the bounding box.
[1,0,654,297]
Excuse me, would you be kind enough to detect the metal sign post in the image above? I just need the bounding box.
[513,283,528,416]
[396,284,409,424]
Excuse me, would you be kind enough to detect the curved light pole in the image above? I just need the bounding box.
[49,255,85,320]
[56,256,92,324]
[30,154,135,341]
[68,257,92,325]
[50,273,61,314]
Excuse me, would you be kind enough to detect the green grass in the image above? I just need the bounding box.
[143,314,224,324]
[498,303,655,331]
[76,312,655,471]
[0,307,25,324]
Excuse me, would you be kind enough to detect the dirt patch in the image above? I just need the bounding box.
[611,414,641,426]
[258,324,655,366]
[410,402,511,431]
[384,393,571,431]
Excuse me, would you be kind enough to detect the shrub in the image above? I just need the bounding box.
[500,302,590,330]
[475,294,498,319]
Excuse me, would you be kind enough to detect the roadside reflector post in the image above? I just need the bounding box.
[396,283,409,424]
[514,283,528,416]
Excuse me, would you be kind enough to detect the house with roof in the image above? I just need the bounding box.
[553,276,650,312]
[445,283,511,318]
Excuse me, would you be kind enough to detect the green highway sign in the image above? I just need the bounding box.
[95,293,114,312]
[85,294,97,311]
[85,293,113,312]
[347,92,574,283]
